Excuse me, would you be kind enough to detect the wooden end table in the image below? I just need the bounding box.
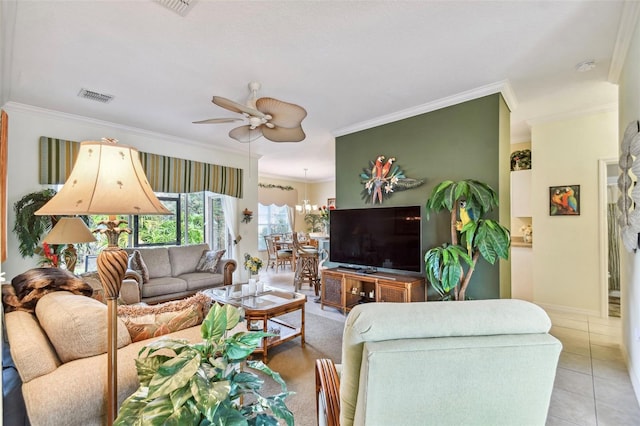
[202,284,306,362]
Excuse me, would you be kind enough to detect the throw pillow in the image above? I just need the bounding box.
[117,292,211,342]
[195,249,226,273]
[4,268,93,313]
[128,250,149,283]
[36,291,131,363]
[79,271,107,304]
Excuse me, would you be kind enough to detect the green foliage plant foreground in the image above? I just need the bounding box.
[424,179,510,301]
[115,303,294,426]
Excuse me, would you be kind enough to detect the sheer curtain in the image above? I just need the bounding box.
[286,205,295,232]
[221,195,239,276]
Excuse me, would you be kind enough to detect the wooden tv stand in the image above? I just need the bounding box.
[321,267,425,313]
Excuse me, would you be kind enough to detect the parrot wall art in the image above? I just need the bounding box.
[549,185,580,215]
[360,155,425,204]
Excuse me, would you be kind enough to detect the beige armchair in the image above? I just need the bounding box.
[316,299,562,426]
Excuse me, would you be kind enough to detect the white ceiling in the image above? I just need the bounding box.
[1,0,630,182]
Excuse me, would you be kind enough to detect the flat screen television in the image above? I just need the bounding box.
[329,205,422,272]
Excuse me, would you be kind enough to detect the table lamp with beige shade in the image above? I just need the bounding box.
[35,138,171,424]
[43,217,97,273]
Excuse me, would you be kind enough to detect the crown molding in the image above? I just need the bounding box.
[608,0,640,84]
[526,102,618,127]
[1,101,252,157]
[332,80,518,137]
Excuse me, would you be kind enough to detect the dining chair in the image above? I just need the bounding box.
[265,235,293,272]
[292,232,320,294]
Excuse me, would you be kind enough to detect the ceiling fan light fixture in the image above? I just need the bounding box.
[229,125,263,143]
[196,82,307,143]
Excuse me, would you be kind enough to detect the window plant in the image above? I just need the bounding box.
[115,302,293,425]
[424,179,510,301]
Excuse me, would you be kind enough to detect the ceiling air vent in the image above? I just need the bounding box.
[77,88,114,104]
[154,0,197,16]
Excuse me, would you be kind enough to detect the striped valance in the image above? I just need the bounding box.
[39,137,243,198]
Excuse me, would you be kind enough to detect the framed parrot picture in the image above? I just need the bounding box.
[549,185,580,216]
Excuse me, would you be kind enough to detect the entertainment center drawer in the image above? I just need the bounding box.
[320,268,425,313]
[322,275,343,310]
[377,282,407,303]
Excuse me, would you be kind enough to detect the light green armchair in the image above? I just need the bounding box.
[316,299,562,426]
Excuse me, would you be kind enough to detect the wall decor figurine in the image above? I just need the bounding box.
[618,120,640,251]
[510,149,531,171]
[360,155,424,204]
[549,185,580,216]
[242,208,253,223]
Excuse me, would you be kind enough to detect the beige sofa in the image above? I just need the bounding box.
[4,290,210,426]
[122,243,236,304]
[316,299,563,426]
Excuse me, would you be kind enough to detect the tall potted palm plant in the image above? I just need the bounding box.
[424,179,510,300]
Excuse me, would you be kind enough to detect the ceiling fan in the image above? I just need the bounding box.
[193,81,307,143]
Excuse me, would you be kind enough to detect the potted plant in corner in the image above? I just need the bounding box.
[424,179,510,301]
[115,303,294,425]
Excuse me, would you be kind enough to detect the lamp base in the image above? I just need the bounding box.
[62,244,78,274]
[97,246,128,424]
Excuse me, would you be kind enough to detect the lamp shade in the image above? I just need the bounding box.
[43,217,97,244]
[35,140,171,216]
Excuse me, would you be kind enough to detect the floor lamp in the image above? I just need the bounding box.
[43,217,97,273]
[36,139,170,424]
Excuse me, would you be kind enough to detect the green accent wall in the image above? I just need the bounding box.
[335,94,509,300]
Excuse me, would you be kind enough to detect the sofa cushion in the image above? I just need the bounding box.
[141,276,188,299]
[169,244,210,277]
[133,247,172,279]
[117,293,210,342]
[35,291,131,363]
[195,249,226,273]
[4,310,61,383]
[79,272,139,305]
[128,250,150,283]
[182,272,225,291]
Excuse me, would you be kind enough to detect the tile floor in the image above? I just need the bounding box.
[260,269,640,425]
[545,309,639,425]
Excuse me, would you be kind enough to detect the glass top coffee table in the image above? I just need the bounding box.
[202,284,306,362]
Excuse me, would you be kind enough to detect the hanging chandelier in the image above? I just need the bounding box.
[296,168,318,213]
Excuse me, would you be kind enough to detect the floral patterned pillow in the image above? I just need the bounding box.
[117,293,211,342]
[195,249,226,273]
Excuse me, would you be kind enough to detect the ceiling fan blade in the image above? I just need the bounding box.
[192,118,244,124]
[229,125,264,143]
[262,125,306,143]
[256,97,307,128]
[212,96,266,119]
